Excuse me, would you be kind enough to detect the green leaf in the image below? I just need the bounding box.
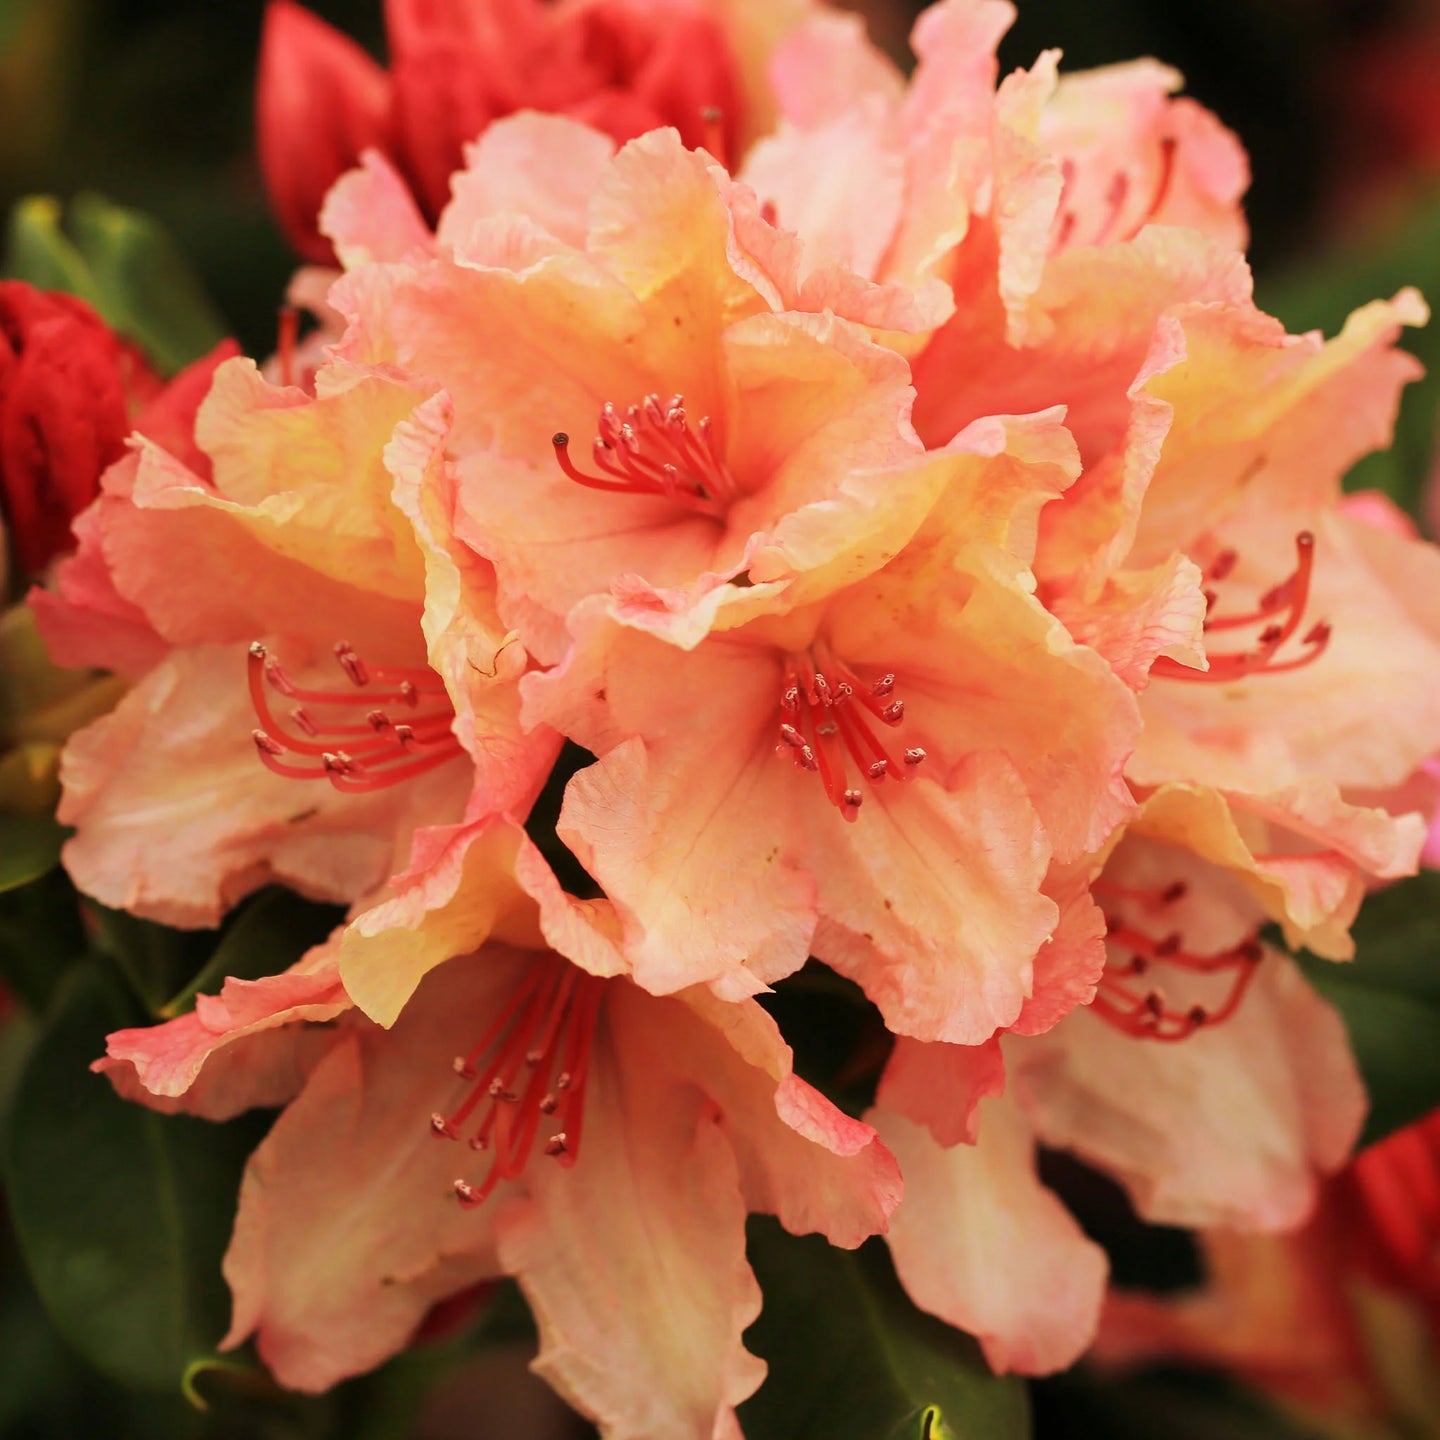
[4,960,265,1391]
[1294,871,1440,1146]
[5,193,226,376]
[0,811,68,892]
[161,888,345,1020]
[739,1218,1030,1440]
[86,905,218,1017]
[0,864,87,1013]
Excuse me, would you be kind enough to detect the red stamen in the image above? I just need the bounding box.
[1154,532,1331,683]
[552,393,737,516]
[1092,916,1264,1042]
[277,305,298,389]
[435,958,607,1208]
[777,649,924,821]
[248,641,461,791]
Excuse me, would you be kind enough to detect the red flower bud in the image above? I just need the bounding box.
[256,0,394,264]
[0,282,131,577]
[386,0,737,218]
[257,0,740,250]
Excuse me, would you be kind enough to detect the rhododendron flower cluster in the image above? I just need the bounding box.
[24,0,1440,1435]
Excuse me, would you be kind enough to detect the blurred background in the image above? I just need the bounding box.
[1,1,1439,1436]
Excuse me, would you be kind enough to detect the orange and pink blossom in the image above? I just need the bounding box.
[38,356,557,1028]
[98,920,901,1438]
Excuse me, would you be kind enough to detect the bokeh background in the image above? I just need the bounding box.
[2,1,1439,1436]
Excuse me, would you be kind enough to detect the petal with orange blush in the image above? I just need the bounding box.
[58,644,467,927]
[93,943,348,1120]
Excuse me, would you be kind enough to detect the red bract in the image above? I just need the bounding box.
[0,282,131,578]
[257,0,739,261]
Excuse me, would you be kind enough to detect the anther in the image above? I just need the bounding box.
[1096,915,1266,1041]
[880,700,904,725]
[903,747,927,766]
[544,1134,569,1158]
[248,640,461,791]
[335,643,369,687]
[430,1113,456,1139]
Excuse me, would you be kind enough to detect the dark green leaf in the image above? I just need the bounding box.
[0,864,88,1012]
[5,193,226,376]
[740,1218,1030,1440]
[161,889,345,1020]
[4,961,265,1391]
[1294,871,1440,1146]
[87,904,219,1016]
[0,811,68,892]
[1033,1367,1328,1440]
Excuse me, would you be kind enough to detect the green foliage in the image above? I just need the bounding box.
[0,865,87,1012]
[0,810,67,893]
[1293,871,1440,1147]
[5,192,227,376]
[3,961,266,1391]
[740,1218,1031,1440]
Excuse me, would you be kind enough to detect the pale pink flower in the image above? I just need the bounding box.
[868,824,1365,1375]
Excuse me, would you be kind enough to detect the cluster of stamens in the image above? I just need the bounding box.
[248,641,462,792]
[1051,135,1178,253]
[777,653,926,821]
[1092,879,1264,1041]
[551,394,738,516]
[1153,532,1331,684]
[431,960,606,1210]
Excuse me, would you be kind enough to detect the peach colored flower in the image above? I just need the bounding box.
[868,824,1365,1376]
[521,406,1140,1041]
[307,121,1146,1031]
[97,904,901,1437]
[316,122,969,673]
[38,356,555,1020]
